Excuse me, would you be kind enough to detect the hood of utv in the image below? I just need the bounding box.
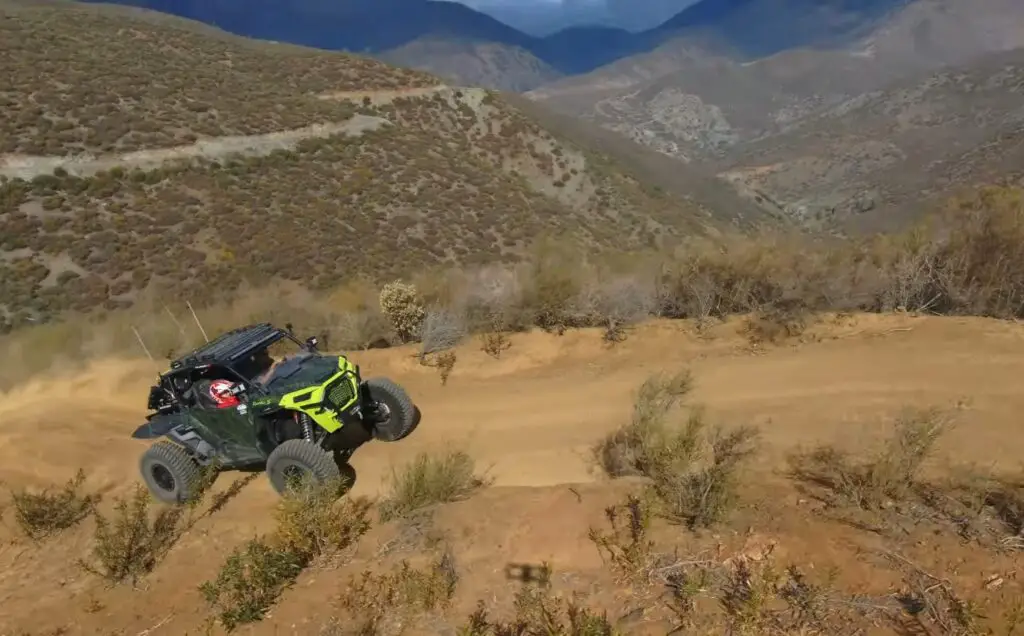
[261,353,347,394]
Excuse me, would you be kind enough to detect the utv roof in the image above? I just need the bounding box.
[169,322,289,370]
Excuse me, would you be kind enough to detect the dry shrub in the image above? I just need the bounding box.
[419,349,457,385]
[648,415,761,529]
[460,264,523,332]
[740,296,812,345]
[459,580,618,635]
[200,537,307,631]
[594,370,760,528]
[789,406,956,510]
[9,469,98,540]
[332,309,393,350]
[419,306,466,355]
[379,281,425,343]
[80,484,186,584]
[574,274,656,344]
[480,331,512,358]
[272,476,372,561]
[593,369,694,477]
[518,239,588,333]
[587,494,655,583]
[338,550,459,634]
[201,476,372,630]
[379,450,489,522]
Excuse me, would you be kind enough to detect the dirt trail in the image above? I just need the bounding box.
[316,84,448,104]
[2,313,1024,634]
[0,114,388,181]
[0,84,458,181]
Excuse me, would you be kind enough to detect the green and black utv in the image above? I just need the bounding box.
[132,322,419,503]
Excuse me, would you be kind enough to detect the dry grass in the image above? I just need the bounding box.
[594,370,761,529]
[7,469,98,540]
[379,450,490,522]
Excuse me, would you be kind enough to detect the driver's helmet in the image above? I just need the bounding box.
[208,378,240,408]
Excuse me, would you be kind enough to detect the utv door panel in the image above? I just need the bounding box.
[188,405,263,465]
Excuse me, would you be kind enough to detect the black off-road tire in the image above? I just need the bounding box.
[265,439,342,495]
[140,441,203,505]
[363,377,418,442]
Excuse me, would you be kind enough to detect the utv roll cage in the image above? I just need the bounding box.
[146,322,320,414]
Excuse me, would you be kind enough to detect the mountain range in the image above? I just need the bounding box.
[39,0,1024,236]
[79,0,935,90]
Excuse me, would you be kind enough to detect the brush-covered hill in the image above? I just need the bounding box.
[0,0,768,331]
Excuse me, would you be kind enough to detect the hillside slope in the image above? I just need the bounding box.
[527,0,1024,163]
[377,36,564,92]
[719,46,1024,229]
[0,0,765,327]
[2,316,1024,634]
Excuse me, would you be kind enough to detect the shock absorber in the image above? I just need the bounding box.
[300,413,314,442]
[294,412,314,442]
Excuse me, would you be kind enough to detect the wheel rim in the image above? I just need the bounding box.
[373,400,392,425]
[151,464,176,492]
[281,463,311,490]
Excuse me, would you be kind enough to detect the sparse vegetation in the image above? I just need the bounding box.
[8,469,98,540]
[379,450,489,522]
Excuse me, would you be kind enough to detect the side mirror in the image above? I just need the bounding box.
[305,336,319,351]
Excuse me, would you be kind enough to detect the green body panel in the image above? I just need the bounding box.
[259,355,361,433]
[188,405,264,465]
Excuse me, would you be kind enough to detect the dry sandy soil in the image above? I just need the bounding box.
[1,313,1023,635]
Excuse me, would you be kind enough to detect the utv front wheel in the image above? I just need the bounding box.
[140,441,203,505]
[363,377,418,442]
[265,439,342,496]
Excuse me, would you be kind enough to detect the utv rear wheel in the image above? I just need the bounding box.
[140,441,203,505]
[265,439,342,496]
[363,377,418,442]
